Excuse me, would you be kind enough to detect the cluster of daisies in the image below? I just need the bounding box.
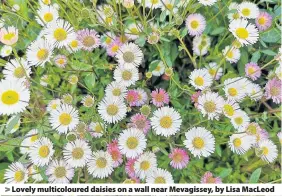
[1,0,281,184]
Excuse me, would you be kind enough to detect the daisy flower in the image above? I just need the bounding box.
[201,172,222,184]
[53,54,67,68]
[26,38,53,67]
[147,31,160,44]
[43,19,75,48]
[238,2,259,19]
[0,26,18,45]
[198,0,217,6]
[47,99,61,112]
[265,78,281,104]
[256,12,272,31]
[49,104,79,134]
[4,162,28,184]
[151,106,182,137]
[105,81,127,99]
[134,151,157,180]
[168,148,189,169]
[63,139,92,168]
[98,97,127,123]
[135,88,148,106]
[106,38,122,57]
[62,93,73,105]
[206,62,223,80]
[126,89,139,106]
[230,110,250,132]
[107,139,123,168]
[114,66,139,87]
[67,37,81,53]
[46,159,74,183]
[152,61,165,76]
[101,31,115,48]
[0,79,30,115]
[229,19,259,46]
[223,77,246,102]
[198,91,224,120]
[3,58,31,83]
[184,127,215,158]
[223,45,241,63]
[245,122,262,136]
[20,129,39,154]
[40,75,49,86]
[87,150,114,179]
[160,0,178,15]
[192,34,211,56]
[81,95,95,107]
[77,28,100,51]
[257,139,278,163]
[253,129,269,144]
[97,4,116,26]
[28,165,43,182]
[29,137,54,167]
[191,91,202,109]
[185,13,206,36]
[122,0,135,8]
[116,42,143,69]
[118,128,147,158]
[125,22,142,40]
[222,99,240,118]
[39,0,51,6]
[146,168,174,184]
[189,68,213,90]
[229,133,256,154]
[245,62,261,81]
[0,45,12,57]
[68,75,78,85]
[129,113,151,134]
[88,122,106,138]
[36,5,59,26]
[151,88,169,107]
[125,158,138,178]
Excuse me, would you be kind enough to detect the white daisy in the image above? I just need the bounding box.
[63,139,92,168]
[3,58,31,83]
[28,165,43,182]
[47,99,61,112]
[88,122,106,138]
[223,45,241,63]
[185,13,206,36]
[125,22,142,40]
[230,110,250,132]
[67,38,81,53]
[46,159,74,183]
[198,91,224,120]
[87,150,114,179]
[0,45,12,57]
[247,83,263,101]
[229,19,259,46]
[134,151,157,180]
[184,127,215,158]
[198,0,217,6]
[160,0,178,16]
[229,133,256,154]
[4,162,28,184]
[20,129,39,154]
[105,81,127,99]
[151,106,182,137]
[118,128,147,158]
[26,38,53,67]
[115,42,143,69]
[36,5,59,26]
[189,68,213,90]
[97,4,116,26]
[49,104,79,134]
[257,139,278,163]
[192,35,211,56]
[43,19,75,48]
[206,62,223,80]
[0,79,30,115]
[222,99,240,118]
[146,168,174,184]
[238,2,259,19]
[81,95,95,107]
[223,77,246,102]
[228,3,241,21]
[98,97,127,123]
[114,66,139,87]
[152,61,165,76]
[29,137,54,167]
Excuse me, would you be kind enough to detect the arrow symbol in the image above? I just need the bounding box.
[5,187,10,192]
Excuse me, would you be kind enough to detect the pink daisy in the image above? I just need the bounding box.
[77,28,100,51]
[151,88,169,107]
[129,113,151,134]
[126,89,139,106]
[191,91,201,109]
[168,148,189,169]
[125,158,138,178]
[106,38,122,57]
[255,129,269,143]
[135,88,148,106]
[54,55,67,68]
[201,171,222,184]
[245,62,261,81]
[255,12,272,31]
[107,139,123,168]
[130,176,140,183]
[265,78,282,104]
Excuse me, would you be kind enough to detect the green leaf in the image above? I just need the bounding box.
[261,50,277,56]
[5,114,20,135]
[135,35,146,47]
[249,168,262,183]
[215,144,222,157]
[251,51,261,63]
[84,73,96,91]
[238,49,248,75]
[219,168,232,178]
[260,28,281,43]
[210,27,226,35]
[149,60,161,71]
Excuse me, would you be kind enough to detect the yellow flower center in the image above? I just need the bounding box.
[14,170,24,182]
[42,0,51,5]
[248,67,255,75]
[126,137,139,149]
[258,17,266,25]
[30,135,38,142]
[203,101,216,113]
[172,152,183,163]
[94,124,103,133]
[105,37,112,44]
[96,157,107,168]
[111,45,119,52]
[59,113,72,126]
[54,166,66,178]
[223,104,234,116]
[140,161,150,171]
[191,20,199,29]
[160,116,173,129]
[192,137,204,149]
[106,104,119,116]
[43,12,53,22]
[235,28,249,39]
[270,86,279,96]
[123,51,135,63]
[247,124,257,135]
[151,0,159,4]
[261,146,269,155]
[241,8,250,16]
[233,138,242,147]
[166,3,173,10]
[155,93,164,102]
[83,36,96,47]
[84,97,94,107]
[130,27,139,34]
[4,33,15,41]
[105,17,112,24]
[37,48,49,60]
[112,88,121,96]
[72,147,84,159]
[206,177,216,183]
[155,65,161,71]
[122,70,132,81]
[154,176,166,183]
[1,90,19,105]
[38,145,50,158]
[54,28,67,41]
[70,40,78,48]
[13,67,25,78]
[228,87,238,97]
[233,13,240,19]
[194,76,204,86]
[234,117,243,125]
[208,69,216,76]
[227,51,234,58]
